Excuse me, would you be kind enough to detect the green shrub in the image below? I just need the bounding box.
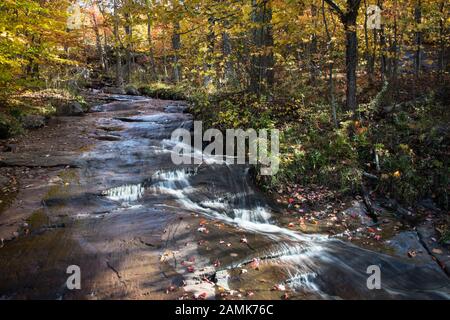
[188,86,448,209]
[0,113,23,139]
[138,83,187,100]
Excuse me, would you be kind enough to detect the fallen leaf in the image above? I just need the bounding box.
[250,258,260,270]
[197,227,208,233]
[407,250,416,258]
[272,284,286,291]
[194,292,207,300]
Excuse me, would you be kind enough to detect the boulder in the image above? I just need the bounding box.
[93,135,121,141]
[57,101,84,116]
[22,115,47,129]
[165,104,188,113]
[0,175,9,188]
[125,86,140,96]
[103,87,126,95]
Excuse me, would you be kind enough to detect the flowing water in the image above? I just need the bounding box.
[0,95,449,299]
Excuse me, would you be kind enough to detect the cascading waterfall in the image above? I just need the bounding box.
[148,157,328,295]
[145,122,332,295]
[104,184,145,202]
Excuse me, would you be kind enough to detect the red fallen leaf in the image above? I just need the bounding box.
[282,293,290,300]
[187,266,195,273]
[288,222,295,228]
[407,250,416,258]
[367,227,376,233]
[272,284,286,291]
[250,258,260,270]
[288,198,295,204]
[374,235,382,241]
[166,285,177,294]
[194,292,207,300]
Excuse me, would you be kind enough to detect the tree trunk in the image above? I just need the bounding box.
[113,0,123,88]
[344,18,358,112]
[172,21,181,83]
[249,0,262,93]
[162,29,169,81]
[222,30,234,84]
[264,2,275,89]
[146,0,157,80]
[249,0,274,94]
[438,0,445,80]
[414,0,422,79]
[124,11,133,84]
[91,12,105,72]
[391,1,399,96]
[325,0,361,112]
[309,4,318,85]
[96,1,109,73]
[204,17,216,87]
[322,0,338,127]
[377,0,387,81]
[363,0,374,85]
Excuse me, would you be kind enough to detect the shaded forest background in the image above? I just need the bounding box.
[0,0,449,214]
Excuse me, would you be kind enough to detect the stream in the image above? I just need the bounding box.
[0,94,449,300]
